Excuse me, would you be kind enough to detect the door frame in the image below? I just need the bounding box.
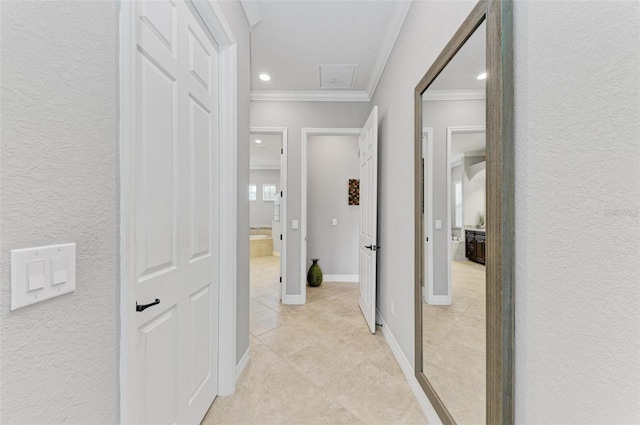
[119,1,239,422]
[446,126,485,303]
[299,128,361,305]
[250,127,288,302]
[422,127,434,304]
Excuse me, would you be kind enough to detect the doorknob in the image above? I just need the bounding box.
[136,299,160,312]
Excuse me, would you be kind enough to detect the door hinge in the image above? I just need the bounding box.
[280,234,282,241]
[279,277,282,283]
[426,237,429,242]
[280,191,283,197]
[281,148,283,154]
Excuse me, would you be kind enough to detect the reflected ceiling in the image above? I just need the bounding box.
[429,21,486,91]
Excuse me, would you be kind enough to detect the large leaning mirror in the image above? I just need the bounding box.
[414,1,514,424]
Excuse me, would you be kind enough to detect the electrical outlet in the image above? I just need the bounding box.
[391,300,395,316]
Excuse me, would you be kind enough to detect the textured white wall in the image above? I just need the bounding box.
[513,1,640,422]
[306,135,359,276]
[0,1,119,423]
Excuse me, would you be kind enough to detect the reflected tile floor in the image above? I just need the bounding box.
[202,256,427,425]
[423,259,486,425]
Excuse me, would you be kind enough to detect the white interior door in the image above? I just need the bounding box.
[133,1,219,423]
[358,106,379,334]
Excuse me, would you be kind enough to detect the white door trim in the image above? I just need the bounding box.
[299,128,361,305]
[119,1,239,422]
[422,127,434,304]
[250,127,288,302]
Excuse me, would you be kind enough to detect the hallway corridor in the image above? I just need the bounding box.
[202,256,427,424]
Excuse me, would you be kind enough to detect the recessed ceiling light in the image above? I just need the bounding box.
[259,73,271,82]
[255,139,262,144]
[477,72,487,80]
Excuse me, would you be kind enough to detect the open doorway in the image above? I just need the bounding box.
[304,131,361,285]
[300,128,361,304]
[249,128,287,304]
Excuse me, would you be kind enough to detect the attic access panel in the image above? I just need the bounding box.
[318,64,358,89]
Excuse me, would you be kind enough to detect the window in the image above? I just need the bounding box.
[454,181,462,228]
[273,193,280,222]
[262,184,277,201]
[248,184,256,201]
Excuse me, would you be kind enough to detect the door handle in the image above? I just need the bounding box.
[136,299,160,312]
[365,245,379,251]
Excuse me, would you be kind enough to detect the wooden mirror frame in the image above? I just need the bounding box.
[414,1,514,424]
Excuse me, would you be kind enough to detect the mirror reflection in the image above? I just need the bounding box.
[421,21,486,424]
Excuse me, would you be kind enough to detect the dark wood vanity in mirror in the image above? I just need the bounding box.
[414,1,514,424]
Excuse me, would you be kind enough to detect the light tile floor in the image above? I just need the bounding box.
[422,259,486,425]
[202,255,428,425]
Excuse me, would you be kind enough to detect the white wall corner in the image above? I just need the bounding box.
[364,0,413,99]
[376,311,443,425]
[236,347,251,381]
[240,0,262,31]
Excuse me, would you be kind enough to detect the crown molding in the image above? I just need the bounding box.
[240,0,262,31]
[251,90,371,102]
[365,0,413,99]
[249,1,412,103]
[422,89,486,101]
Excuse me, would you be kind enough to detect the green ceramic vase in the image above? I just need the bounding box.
[307,259,323,287]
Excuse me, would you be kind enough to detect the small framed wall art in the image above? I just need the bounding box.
[348,179,360,206]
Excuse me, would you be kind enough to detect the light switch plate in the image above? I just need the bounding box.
[332,218,338,226]
[11,243,76,311]
[292,219,299,229]
[435,220,442,230]
[27,260,46,292]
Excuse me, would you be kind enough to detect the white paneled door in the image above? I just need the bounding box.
[133,1,219,423]
[358,106,379,333]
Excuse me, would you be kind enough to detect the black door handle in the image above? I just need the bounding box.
[136,299,160,312]
[365,245,379,251]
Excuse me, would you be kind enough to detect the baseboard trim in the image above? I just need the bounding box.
[272,251,280,257]
[282,294,305,305]
[236,346,250,381]
[426,294,451,306]
[323,274,358,283]
[375,310,442,425]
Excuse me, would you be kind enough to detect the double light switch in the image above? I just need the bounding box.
[11,243,76,311]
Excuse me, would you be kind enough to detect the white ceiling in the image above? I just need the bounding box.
[250,132,282,169]
[247,0,412,102]
[430,21,486,91]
